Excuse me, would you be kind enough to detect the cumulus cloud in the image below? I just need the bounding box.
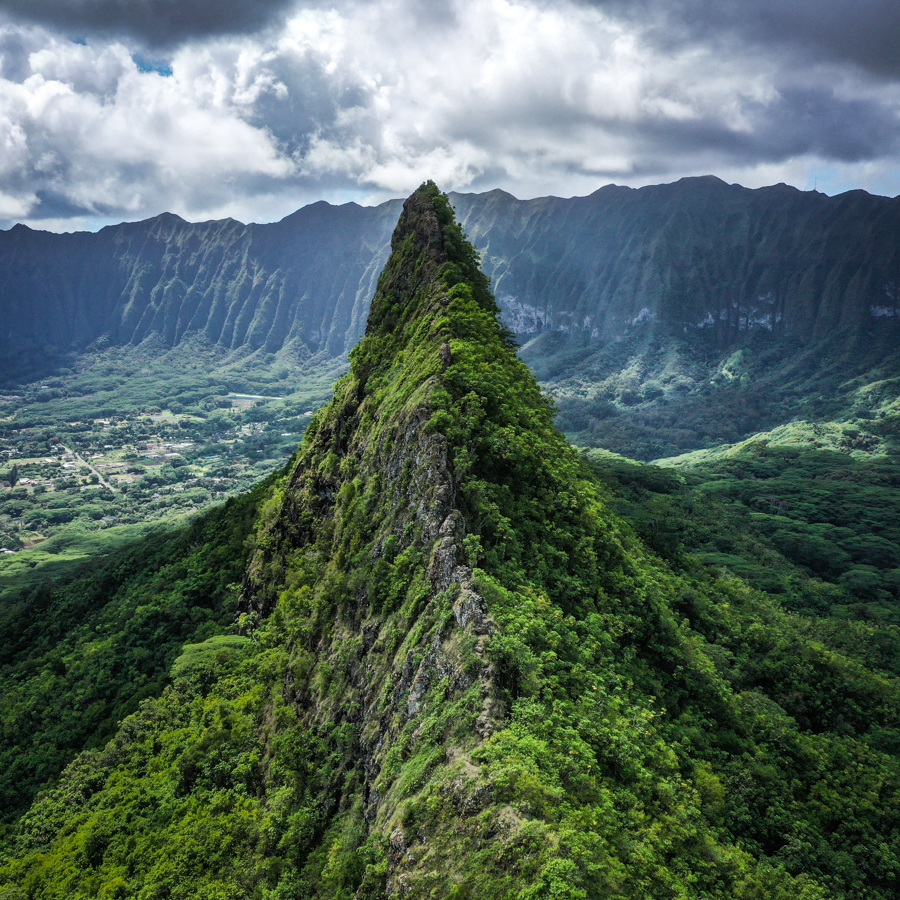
[0,27,296,224]
[0,0,899,230]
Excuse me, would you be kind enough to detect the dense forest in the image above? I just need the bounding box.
[0,481,269,829]
[0,184,897,898]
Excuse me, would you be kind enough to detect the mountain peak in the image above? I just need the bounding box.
[238,184,862,896]
[365,181,501,343]
[245,180,494,610]
[238,183,855,896]
[363,181,448,339]
[390,181,446,252]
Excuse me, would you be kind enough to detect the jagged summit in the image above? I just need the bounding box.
[4,184,899,899]
[364,181,501,339]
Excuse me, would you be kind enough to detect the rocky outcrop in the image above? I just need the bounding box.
[241,184,501,875]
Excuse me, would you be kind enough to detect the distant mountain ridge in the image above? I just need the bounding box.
[455,177,900,343]
[3,177,900,371]
[0,199,402,369]
[4,176,900,458]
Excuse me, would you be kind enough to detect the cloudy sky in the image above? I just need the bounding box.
[0,0,898,230]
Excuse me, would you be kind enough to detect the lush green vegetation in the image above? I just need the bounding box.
[0,184,898,899]
[0,477,269,834]
[586,443,900,622]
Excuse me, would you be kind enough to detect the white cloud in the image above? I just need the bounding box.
[0,26,298,223]
[1,0,900,230]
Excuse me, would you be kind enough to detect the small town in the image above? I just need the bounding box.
[0,390,315,573]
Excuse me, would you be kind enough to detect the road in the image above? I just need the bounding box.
[59,444,119,494]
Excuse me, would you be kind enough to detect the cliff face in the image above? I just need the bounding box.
[454,177,900,344]
[0,199,401,369]
[3,177,900,375]
[6,177,900,459]
[242,184,506,860]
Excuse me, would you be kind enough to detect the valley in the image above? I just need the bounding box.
[3,177,900,584]
[0,340,339,591]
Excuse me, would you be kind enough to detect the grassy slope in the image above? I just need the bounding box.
[641,423,900,621]
[0,186,898,898]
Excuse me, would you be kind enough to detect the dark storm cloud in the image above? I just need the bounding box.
[622,89,900,167]
[683,0,900,78]
[0,0,297,47]
[758,89,900,162]
[29,188,101,219]
[577,0,900,77]
[0,26,31,79]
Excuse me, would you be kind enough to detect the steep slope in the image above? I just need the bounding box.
[1,184,899,899]
[453,177,900,343]
[0,484,266,826]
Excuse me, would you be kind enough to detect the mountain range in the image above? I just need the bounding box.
[3,176,900,458]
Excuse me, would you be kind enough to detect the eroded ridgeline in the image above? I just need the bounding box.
[242,183,502,852]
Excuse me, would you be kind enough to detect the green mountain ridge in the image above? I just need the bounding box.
[2,184,899,898]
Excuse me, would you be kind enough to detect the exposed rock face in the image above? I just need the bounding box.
[242,184,500,874]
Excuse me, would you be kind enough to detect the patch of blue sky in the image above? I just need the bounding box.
[132,54,173,77]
